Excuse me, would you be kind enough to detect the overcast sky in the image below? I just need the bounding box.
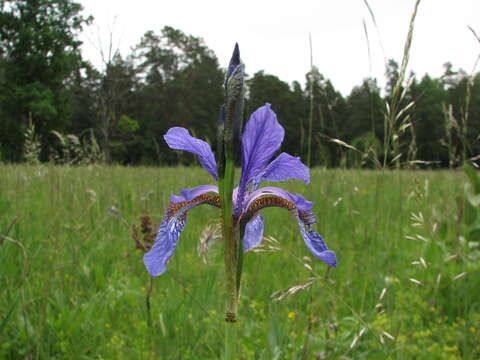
[78,0,479,95]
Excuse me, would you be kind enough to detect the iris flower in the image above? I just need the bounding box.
[143,103,336,277]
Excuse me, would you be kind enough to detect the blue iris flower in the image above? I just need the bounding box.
[144,103,337,276]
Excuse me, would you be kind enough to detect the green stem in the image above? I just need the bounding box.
[219,157,239,358]
[146,276,153,327]
[219,44,244,359]
[220,158,237,320]
[224,321,237,359]
[236,226,244,297]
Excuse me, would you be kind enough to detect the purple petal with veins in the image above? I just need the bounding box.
[297,219,337,267]
[164,127,218,180]
[170,193,185,203]
[252,152,310,190]
[244,186,313,212]
[145,188,220,277]
[144,215,186,276]
[243,215,264,251]
[238,104,284,202]
[239,185,335,265]
[170,185,219,202]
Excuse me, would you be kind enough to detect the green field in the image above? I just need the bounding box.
[1,165,479,359]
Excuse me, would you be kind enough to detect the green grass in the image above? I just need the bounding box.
[1,165,479,359]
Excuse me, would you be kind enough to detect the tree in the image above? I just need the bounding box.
[385,59,400,99]
[443,65,480,162]
[409,75,449,164]
[132,26,223,164]
[95,54,139,163]
[66,61,100,136]
[304,67,347,166]
[345,79,384,142]
[0,0,91,160]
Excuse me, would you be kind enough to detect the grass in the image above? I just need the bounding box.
[1,164,479,359]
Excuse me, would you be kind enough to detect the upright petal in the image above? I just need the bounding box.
[239,104,284,190]
[144,190,221,276]
[243,214,264,251]
[164,127,218,180]
[251,152,310,191]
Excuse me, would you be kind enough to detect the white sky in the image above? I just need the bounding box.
[78,0,479,95]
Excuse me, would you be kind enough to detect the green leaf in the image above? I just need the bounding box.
[464,183,480,207]
[437,221,448,239]
[468,226,480,242]
[117,115,139,133]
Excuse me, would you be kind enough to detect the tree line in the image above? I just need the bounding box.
[1,0,479,167]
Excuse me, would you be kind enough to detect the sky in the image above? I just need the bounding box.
[78,0,479,95]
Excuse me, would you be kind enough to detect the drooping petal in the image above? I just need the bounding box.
[297,221,337,267]
[143,192,221,277]
[170,193,185,203]
[238,104,284,201]
[243,214,264,251]
[252,153,310,190]
[244,186,314,213]
[143,216,186,277]
[164,127,218,180]
[170,185,219,202]
[240,186,336,267]
[291,193,314,214]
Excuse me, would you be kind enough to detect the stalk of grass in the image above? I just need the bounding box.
[381,0,421,168]
[362,18,378,142]
[441,103,460,168]
[23,114,41,165]
[407,120,418,168]
[307,33,314,168]
[362,0,387,66]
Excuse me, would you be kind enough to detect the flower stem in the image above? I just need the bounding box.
[224,319,237,360]
[219,157,239,358]
[219,158,238,322]
[219,44,244,358]
[146,276,153,327]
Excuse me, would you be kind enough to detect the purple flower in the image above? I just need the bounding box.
[144,103,336,276]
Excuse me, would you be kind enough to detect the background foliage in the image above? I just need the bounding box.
[1,0,479,166]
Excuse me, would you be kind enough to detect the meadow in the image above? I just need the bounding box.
[1,165,479,359]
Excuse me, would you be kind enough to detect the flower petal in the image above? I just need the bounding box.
[245,186,313,213]
[143,216,186,277]
[239,104,284,193]
[291,193,314,213]
[243,214,264,251]
[143,192,221,276]
[170,185,218,202]
[241,186,335,267]
[164,127,218,180]
[297,223,337,267]
[252,153,310,190]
